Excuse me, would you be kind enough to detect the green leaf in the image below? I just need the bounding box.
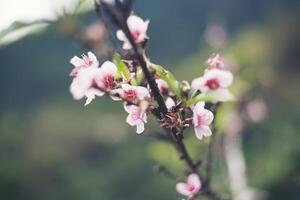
[113,53,130,80]
[135,68,144,85]
[150,64,182,98]
[187,90,235,105]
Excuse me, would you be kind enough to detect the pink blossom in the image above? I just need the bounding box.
[192,102,214,140]
[156,79,170,96]
[116,15,149,49]
[191,69,233,96]
[95,61,118,91]
[70,52,99,77]
[118,84,149,101]
[70,61,118,105]
[207,54,225,70]
[176,173,201,198]
[124,104,147,134]
[70,67,104,106]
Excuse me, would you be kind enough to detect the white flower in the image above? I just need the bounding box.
[117,84,150,101]
[69,61,118,106]
[192,102,214,140]
[191,69,233,102]
[70,51,99,77]
[207,54,225,70]
[116,15,149,49]
[70,67,104,106]
[95,61,118,91]
[124,104,147,134]
[176,173,201,198]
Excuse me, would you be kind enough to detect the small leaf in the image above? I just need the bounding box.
[113,53,130,80]
[187,90,235,105]
[135,68,144,85]
[150,64,182,97]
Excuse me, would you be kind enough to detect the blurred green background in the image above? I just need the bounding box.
[1,0,300,199]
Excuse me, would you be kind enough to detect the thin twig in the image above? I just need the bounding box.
[118,19,168,114]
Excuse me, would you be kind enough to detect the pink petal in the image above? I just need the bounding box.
[126,114,137,126]
[124,104,133,113]
[176,183,192,196]
[165,97,175,110]
[191,77,207,92]
[70,56,84,67]
[127,15,147,32]
[70,80,85,100]
[217,70,233,88]
[193,102,205,113]
[202,110,214,125]
[84,97,93,106]
[136,123,145,134]
[194,126,204,140]
[187,174,201,190]
[201,125,212,137]
[84,88,104,106]
[122,42,132,50]
[137,86,149,99]
[156,79,168,89]
[100,61,117,75]
[121,83,132,91]
[87,52,99,68]
[142,112,147,123]
[195,125,212,140]
[116,30,127,42]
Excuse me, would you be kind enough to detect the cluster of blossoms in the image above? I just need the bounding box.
[69,13,234,199]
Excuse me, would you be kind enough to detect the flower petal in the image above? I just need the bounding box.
[100,61,117,75]
[187,174,201,190]
[116,30,127,42]
[191,77,207,92]
[196,125,212,139]
[193,101,205,113]
[176,183,191,196]
[136,123,145,134]
[165,97,175,110]
[70,80,85,100]
[87,51,99,68]
[126,114,137,126]
[70,56,84,67]
[218,70,233,88]
[137,86,149,99]
[122,42,132,50]
[194,126,204,140]
[121,83,132,91]
[202,110,214,125]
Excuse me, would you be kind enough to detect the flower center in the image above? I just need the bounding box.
[196,115,205,127]
[205,78,220,90]
[90,79,98,89]
[83,55,93,66]
[124,89,137,100]
[187,184,195,192]
[102,75,115,89]
[132,30,141,42]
